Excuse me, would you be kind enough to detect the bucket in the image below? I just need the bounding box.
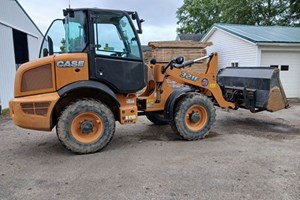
[217,67,289,112]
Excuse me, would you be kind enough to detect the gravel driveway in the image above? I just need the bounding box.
[0,103,299,200]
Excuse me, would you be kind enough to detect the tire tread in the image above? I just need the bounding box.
[172,93,216,140]
[56,98,115,154]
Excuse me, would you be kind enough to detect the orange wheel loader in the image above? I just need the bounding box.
[9,8,289,153]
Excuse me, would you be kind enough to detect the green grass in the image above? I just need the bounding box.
[1,108,10,118]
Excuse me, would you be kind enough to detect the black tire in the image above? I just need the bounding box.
[56,99,115,154]
[171,93,216,140]
[146,113,170,125]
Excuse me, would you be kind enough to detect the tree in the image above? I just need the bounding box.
[176,0,222,34]
[220,0,255,25]
[286,0,300,26]
[60,37,85,53]
[60,38,67,53]
[176,0,300,34]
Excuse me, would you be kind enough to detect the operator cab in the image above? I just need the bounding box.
[40,8,147,93]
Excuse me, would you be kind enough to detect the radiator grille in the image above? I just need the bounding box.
[21,64,53,92]
[21,102,50,116]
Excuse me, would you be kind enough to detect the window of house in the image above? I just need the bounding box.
[231,62,239,67]
[281,65,289,71]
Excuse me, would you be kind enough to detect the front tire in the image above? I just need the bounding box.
[171,93,216,140]
[56,99,115,154]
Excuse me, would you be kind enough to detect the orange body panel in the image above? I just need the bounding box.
[9,92,60,131]
[55,53,89,89]
[15,56,56,97]
[116,94,138,124]
[138,64,174,112]
[143,80,174,112]
[11,53,90,131]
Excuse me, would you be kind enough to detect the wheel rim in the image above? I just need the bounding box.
[71,112,104,143]
[185,105,208,131]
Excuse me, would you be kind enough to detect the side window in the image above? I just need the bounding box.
[119,16,141,59]
[93,15,142,60]
[94,24,126,57]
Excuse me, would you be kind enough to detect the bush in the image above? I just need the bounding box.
[1,108,10,117]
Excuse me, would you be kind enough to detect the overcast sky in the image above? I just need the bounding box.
[18,0,184,45]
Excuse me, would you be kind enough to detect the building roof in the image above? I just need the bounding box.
[141,45,151,52]
[203,24,300,44]
[177,33,204,41]
[15,0,44,37]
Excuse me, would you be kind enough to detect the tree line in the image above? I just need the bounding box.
[177,0,300,34]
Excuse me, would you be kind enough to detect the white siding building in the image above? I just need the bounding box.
[201,24,300,98]
[0,0,43,109]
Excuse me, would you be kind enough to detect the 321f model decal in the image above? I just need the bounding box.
[180,72,199,81]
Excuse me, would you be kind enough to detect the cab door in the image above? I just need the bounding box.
[89,11,146,93]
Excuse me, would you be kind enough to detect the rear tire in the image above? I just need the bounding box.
[146,113,169,125]
[56,99,115,154]
[171,93,216,140]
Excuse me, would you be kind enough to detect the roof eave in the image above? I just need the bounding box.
[214,24,259,44]
[200,26,217,42]
[15,0,44,37]
[257,42,300,46]
[202,25,257,46]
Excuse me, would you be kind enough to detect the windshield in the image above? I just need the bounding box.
[40,11,88,57]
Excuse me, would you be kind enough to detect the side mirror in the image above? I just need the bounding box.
[132,12,144,34]
[47,36,54,55]
[175,56,184,64]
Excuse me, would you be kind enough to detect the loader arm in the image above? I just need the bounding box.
[165,53,236,109]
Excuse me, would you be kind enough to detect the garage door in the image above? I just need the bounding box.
[261,51,300,98]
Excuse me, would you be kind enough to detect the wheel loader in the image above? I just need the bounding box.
[9,8,288,153]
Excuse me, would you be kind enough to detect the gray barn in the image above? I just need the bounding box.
[0,0,43,109]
